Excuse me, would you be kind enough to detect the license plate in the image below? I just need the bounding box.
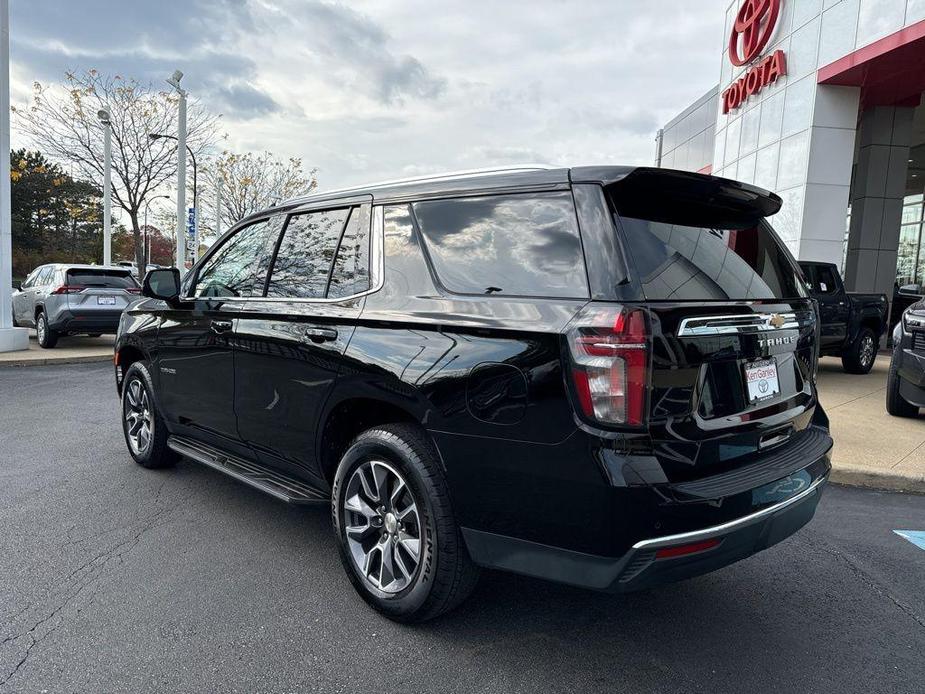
[97,296,117,305]
[744,358,780,403]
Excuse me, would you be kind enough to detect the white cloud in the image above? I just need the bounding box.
[10,0,728,190]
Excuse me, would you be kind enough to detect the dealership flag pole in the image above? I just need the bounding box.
[0,0,28,353]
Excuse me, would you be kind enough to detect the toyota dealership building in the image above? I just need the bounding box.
[658,0,925,301]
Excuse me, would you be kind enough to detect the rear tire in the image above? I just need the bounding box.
[842,327,877,374]
[332,423,479,622]
[36,311,58,349]
[886,345,918,417]
[121,361,177,469]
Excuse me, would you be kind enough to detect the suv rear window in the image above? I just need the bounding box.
[618,217,806,301]
[412,192,588,298]
[66,269,138,289]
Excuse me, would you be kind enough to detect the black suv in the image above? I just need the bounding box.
[115,166,832,622]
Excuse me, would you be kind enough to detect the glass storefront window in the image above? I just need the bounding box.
[895,196,925,286]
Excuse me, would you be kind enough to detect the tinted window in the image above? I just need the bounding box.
[813,265,839,294]
[266,208,350,299]
[67,269,138,288]
[619,218,806,301]
[412,192,588,298]
[328,206,371,299]
[194,218,279,298]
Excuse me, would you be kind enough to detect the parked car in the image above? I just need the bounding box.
[886,299,925,417]
[117,260,162,278]
[12,264,140,348]
[115,166,832,622]
[798,261,887,374]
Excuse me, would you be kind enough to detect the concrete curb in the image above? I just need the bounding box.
[830,466,925,495]
[0,354,112,368]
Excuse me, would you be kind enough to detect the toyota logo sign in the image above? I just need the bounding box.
[728,0,781,66]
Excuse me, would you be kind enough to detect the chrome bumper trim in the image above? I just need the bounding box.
[632,474,828,551]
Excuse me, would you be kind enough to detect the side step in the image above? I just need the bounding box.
[167,436,328,505]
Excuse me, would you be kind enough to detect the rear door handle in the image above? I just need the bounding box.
[302,327,338,343]
[210,319,233,334]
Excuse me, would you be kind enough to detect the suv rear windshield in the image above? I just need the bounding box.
[66,269,139,289]
[618,217,806,301]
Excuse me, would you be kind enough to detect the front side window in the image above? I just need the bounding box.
[266,208,350,299]
[194,218,279,298]
[813,265,839,294]
[411,192,588,298]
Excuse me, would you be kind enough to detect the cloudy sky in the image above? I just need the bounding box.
[10,0,727,192]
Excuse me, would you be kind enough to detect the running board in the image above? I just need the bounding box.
[167,436,328,505]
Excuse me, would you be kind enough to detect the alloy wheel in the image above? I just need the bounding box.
[860,335,875,368]
[124,378,153,455]
[343,459,422,594]
[37,315,45,343]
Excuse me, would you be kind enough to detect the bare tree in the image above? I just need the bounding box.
[211,150,317,235]
[13,69,220,269]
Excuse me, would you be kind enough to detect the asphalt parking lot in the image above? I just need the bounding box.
[1,363,924,693]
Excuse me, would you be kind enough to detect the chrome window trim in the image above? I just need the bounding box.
[677,312,804,337]
[632,474,827,551]
[217,204,384,305]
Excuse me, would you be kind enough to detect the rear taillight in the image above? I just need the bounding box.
[51,285,85,294]
[565,305,649,427]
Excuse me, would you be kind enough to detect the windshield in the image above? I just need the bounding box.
[617,217,807,301]
[66,269,139,289]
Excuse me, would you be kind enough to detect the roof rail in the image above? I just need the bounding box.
[283,164,557,205]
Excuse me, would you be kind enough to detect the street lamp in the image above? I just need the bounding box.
[149,133,197,258]
[166,69,187,275]
[142,194,170,267]
[97,108,112,266]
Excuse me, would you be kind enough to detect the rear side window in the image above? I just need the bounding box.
[66,269,138,288]
[328,205,371,299]
[266,208,350,299]
[194,217,279,298]
[618,217,806,301]
[411,192,588,298]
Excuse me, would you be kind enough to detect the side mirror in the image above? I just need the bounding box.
[12,281,21,291]
[899,284,922,297]
[143,268,182,305]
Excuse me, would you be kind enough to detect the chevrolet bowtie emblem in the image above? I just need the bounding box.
[769,314,786,328]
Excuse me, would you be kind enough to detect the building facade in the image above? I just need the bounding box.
[659,0,925,300]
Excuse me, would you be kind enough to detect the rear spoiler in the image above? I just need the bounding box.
[571,167,782,230]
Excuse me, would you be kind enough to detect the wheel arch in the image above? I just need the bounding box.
[318,396,429,485]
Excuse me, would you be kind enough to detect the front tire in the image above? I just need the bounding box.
[121,361,177,469]
[36,311,58,348]
[332,423,479,622]
[842,326,877,374]
[886,345,918,417]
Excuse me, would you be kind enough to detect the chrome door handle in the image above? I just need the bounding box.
[210,319,233,334]
[302,327,338,343]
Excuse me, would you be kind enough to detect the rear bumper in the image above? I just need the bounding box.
[48,309,122,334]
[462,466,828,592]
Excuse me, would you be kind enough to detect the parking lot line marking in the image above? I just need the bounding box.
[893,530,925,551]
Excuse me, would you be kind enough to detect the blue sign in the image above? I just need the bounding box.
[186,207,197,258]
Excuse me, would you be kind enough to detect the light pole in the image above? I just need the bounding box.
[0,0,28,352]
[143,194,170,267]
[97,109,112,266]
[166,70,187,275]
[149,133,197,260]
